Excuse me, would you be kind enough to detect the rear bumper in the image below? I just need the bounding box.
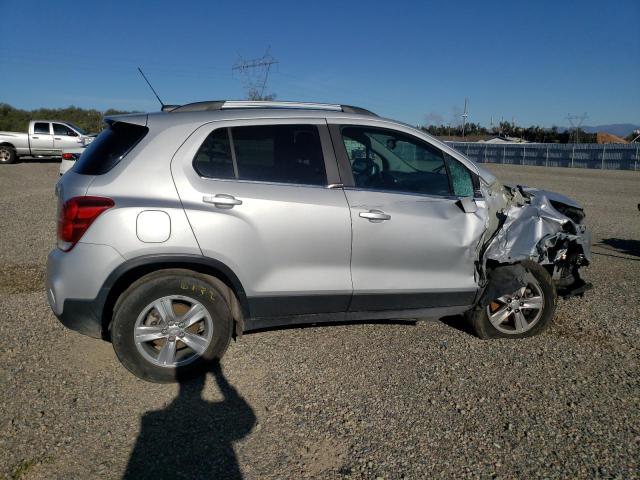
[46,243,125,339]
[53,298,104,339]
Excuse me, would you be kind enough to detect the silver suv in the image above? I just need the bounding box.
[47,100,591,382]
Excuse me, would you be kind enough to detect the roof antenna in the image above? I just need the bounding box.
[137,67,175,111]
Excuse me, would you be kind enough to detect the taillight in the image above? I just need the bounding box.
[57,196,114,251]
[61,152,75,160]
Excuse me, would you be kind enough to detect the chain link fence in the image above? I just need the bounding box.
[447,142,640,170]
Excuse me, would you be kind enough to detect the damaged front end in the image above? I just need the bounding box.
[478,180,592,300]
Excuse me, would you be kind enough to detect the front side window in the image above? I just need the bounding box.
[341,126,450,196]
[53,123,77,136]
[33,122,50,135]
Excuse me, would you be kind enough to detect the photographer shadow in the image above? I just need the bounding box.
[123,363,256,480]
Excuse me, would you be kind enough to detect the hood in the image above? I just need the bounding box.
[519,186,582,209]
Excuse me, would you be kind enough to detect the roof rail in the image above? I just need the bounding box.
[167,100,377,116]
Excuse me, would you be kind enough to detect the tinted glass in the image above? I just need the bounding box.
[33,122,50,135]
[193,128,234,178]
[445,155,474,197]
[74,122,148,175]
[53,123,75,136]
[341,126,451,196]
[232,125,326,185]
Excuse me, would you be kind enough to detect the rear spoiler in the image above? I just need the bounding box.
[103,113,149,127]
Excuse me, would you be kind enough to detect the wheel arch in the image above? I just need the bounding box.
[100,255,249,340]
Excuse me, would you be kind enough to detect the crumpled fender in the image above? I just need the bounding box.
[479,184,591,279]
[477,263,528,308]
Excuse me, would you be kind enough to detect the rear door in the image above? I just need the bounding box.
[30,122,55,155]
[171,118,352,318]
[329,122,487,312]
[52,123,81,153]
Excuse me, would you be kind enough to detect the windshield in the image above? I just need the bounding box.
[64,122,87,135]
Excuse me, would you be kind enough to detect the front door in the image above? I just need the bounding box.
[331,123,486,311]
[171,119,352,318]
[52,123,81,153]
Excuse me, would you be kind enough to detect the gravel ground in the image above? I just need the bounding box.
[0,162,638,479]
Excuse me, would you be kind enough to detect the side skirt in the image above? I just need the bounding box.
[243,305,471,332]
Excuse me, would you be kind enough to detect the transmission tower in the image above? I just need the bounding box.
[566,113,588,144]
[461,98,469,137]
[232,48,279,100]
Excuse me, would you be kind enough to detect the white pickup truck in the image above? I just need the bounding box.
[0,120,95,164]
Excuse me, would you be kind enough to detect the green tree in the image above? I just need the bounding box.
[0,103,134,134]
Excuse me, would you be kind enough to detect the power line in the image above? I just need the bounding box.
[232,48,278,100]
[461,97,469,138]
[566,113,588,143]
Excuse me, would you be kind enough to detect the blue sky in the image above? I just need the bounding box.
[1,0,638,128]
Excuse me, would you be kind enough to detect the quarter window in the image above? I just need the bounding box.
[193,128,235,178]
[33,123,50,135]
[341,126,451,196]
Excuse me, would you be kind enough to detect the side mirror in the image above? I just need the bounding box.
[457,197,478,213]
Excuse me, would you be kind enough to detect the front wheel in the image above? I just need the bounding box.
[111,270,234,383]
[469,261,557,339]
[0,145,16,164]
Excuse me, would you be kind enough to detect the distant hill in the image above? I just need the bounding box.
[581,124,639,137]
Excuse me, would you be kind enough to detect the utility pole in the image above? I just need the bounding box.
[461,98,469,138]
[232,48,279,100]
[566,113,588,144]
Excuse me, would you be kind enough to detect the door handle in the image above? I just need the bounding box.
[31,136,39,139]
[203,194,242,208]
[359,209,391,222]
[54,137,62,140]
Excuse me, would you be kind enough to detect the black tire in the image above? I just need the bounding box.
[111,269,234,383]
[468,261,557,339]
[0,145,16,164]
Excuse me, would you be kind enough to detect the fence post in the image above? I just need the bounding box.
[522,145,525,165]
[571,144,575,168]
[484,144,487,163]
[601,144,606,170]
[546,144,549,167]
[636,145,639,171]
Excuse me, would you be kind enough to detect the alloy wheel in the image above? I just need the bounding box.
[133,295,214,368]
[486,273,545,335]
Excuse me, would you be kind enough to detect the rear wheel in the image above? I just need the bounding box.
[469,261,556,339]
[111,270,233,382]
[0,145,16,164]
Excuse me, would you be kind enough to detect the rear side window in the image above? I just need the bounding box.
[233,125,326,185]
[33,122,50,135]
[194,124,327,186]
[74,122,148,175]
